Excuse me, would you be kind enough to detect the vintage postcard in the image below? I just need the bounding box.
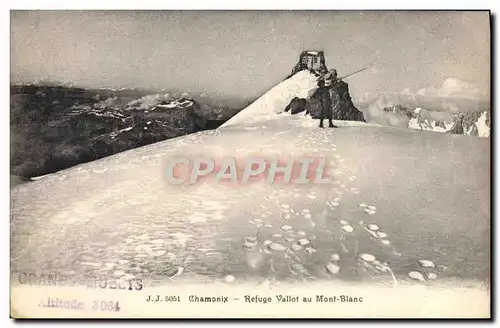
[10,10,491,318]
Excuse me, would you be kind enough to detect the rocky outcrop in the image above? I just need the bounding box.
[284,97,307,115]
[287,51,366,122]
[301,80,366,122]
[10,85,242,178]
[448,110,490,137]
[195,104,243,129]
[329,81,366,122]
[405,106,490,138]
[407,108,454,133]
[93,97,205,150]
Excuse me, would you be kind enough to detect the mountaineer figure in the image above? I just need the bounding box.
[316,79,337,128]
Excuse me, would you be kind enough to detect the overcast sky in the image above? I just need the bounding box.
[11,10,490,102]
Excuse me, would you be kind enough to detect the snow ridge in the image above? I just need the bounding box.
[220,71,318,128]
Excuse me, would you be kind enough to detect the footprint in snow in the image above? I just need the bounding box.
[340,243,349,253]
[364,208,377,215]
[224,275,236,283]
[418,260,435,268]
[437,265,448,272]
[297,239,310,246]
[244,241,257,249]
[359,253,376,262]
[305,247,316,254]
[408,271,425,282]
[250,222,263,228]
[427,273,437,280]
[341,225,354,233]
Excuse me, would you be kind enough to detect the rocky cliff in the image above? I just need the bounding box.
[448,110,490,138]
[304,81,366,122]
[10,85,241,178]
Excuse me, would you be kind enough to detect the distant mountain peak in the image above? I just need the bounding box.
[389,105,491,138]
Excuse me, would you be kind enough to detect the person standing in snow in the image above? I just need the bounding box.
[316,79,337,128]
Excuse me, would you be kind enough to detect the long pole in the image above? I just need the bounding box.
[337,66,370,80]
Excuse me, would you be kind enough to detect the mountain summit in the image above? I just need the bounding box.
[290,50,329,77]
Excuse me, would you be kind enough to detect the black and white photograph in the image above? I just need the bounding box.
[9,9,491,318]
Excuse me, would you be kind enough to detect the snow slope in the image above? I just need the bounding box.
[220,70,318,128]
[10,73,490,318]
[11,115,490,279]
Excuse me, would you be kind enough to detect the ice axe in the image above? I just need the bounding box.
[319,66,370,85]
[337,66,370,80]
